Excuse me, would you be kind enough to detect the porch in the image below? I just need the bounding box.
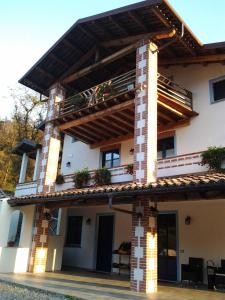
[1,270,224,300]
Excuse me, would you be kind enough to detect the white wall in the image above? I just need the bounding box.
[161,63,225,154]
[61,199,225,283]
[62,205,132,272]
[158,199,225,283]
[60,135,134,176]
[46,208,67,272]
[0,199,35,273]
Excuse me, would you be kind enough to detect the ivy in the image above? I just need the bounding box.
[201,146,225,171]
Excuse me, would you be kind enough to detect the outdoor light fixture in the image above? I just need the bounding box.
[86,218,91,225]
[185,216,191,225]
[66,161,71,168]
[129,148,134,155]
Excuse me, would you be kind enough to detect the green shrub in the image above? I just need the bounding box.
[73,168,90,188]
[70,94,87,111]
[125,164,134,175]
[94,167,111,186]
[201,146,225,171]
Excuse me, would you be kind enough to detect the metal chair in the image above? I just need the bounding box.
[181,257,204,285]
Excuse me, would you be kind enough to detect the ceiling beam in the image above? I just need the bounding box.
[158,119,190,133]
[59,46,96,81]
[90,133,134,149]
[108,16,129,35]
[92,119,122,137]
[101,29,174,47]
[58,99,134,130]
[159,53,225,66]
[128,11,148,32]
[82,123,111,139]
[62,43,138,84]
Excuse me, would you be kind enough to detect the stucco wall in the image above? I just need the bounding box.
[61,199,225,283]
[62,205,132,271]
[0,199,35,273]
[60,135,134,175]
[161,63,225,154]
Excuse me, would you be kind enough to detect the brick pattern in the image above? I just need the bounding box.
[37,83,65,194]
[134,41,158,184]
[131,41,158,293]
[131,197,157,293]
[29,206,50,273]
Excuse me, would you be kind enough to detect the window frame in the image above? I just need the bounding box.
[157,135,176,159]
[65,216,83,248]
[101,148,120,168]
[209,75,225,104]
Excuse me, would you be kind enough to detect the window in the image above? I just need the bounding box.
[157,137,175,159]
[209,76,225,103]
[102,149,120,168]
[49,208,61,236]
[8,210,23,247]
[66,216,83,247]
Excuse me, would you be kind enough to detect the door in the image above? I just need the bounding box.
[158,213,177,281]
[96,215,114,272]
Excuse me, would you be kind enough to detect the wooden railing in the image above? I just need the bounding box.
[59,70,192,115]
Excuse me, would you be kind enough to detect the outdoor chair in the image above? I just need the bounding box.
[181,257,204,285]
[215,259,225,289]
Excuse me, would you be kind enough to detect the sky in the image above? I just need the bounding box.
[1,0,225,119]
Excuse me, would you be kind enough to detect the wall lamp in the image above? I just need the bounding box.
[185,216,191,225]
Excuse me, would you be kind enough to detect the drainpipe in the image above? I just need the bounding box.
[153,23,185,53]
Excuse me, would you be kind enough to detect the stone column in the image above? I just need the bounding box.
[131,41,158,293]
[19,153,28,183]
[33,148,41,181]
[29,83,65,273]
[37,83,65,194]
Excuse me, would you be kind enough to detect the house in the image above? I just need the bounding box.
[1,0,225,294]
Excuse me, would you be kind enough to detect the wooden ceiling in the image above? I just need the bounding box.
[55,88,197,148]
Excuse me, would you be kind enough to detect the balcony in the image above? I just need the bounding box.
[55,70,197,147]
[14,181,37,197]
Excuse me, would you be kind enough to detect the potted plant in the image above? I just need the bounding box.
[96,81,113,99]
[70,94,87,111]
[94,167,111,186]
[73,168,90,188]
[201,146,225,171]
[125,164,134,175]
[55,174,65,185]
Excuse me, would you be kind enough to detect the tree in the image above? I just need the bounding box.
[0,86,46,192]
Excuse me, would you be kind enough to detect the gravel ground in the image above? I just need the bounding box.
[0,281,75,300]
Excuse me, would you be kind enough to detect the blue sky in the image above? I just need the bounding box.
[1,0,225,118]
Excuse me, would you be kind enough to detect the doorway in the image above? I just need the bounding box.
[158,212,178,281]
[96,215,114,272]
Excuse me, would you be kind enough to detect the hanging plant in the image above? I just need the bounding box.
[201,146,225,171]
[94,167,111,186]
[55,174,65,185]
[125,164,134,175]
[73,168,90,188]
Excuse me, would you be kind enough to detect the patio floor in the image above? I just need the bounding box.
[0,270,224,300]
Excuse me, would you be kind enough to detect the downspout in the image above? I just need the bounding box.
[153,23,185,53]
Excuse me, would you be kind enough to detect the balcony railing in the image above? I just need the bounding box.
[59,70,193,116]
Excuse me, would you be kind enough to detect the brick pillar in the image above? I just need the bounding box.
[37,83,65,194]
[29,206,50,273]
[131,41,158,293]
[29,83,65,273]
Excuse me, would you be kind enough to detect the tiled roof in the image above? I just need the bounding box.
[8,172,225,206]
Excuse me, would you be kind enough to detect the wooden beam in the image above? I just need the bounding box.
[58,100,134,130]
[104,116,133,134]
[59,46,96,81]
[92,119,123,137]
[159,53,225,66]
[50,53,69,68]
[62,43,137,84]
[82,123,111,139]
[158,111,174,122]
[65,128,94,144]
[128,11,148,32]
[108,16,129,35]
[108,115,134,130]
[158,100,184,117]
[63,39,82,54]
[90,133,134,149]
[101,29,174,47]
[158,119,190,133]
